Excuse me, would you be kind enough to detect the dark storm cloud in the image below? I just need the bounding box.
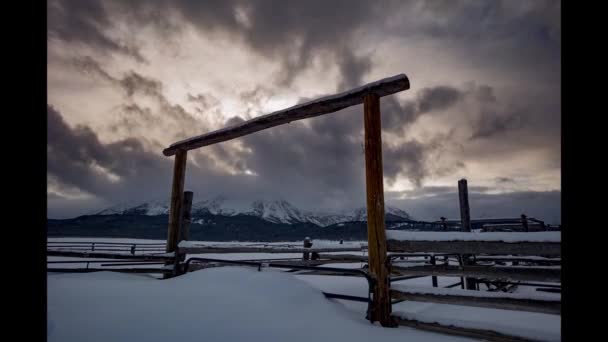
[48,104,263,211]
[48,1,561,221]
[382,85,464,135]
[47,105,171,196]
[49,0,395,88]
[47,0,147,63]
[72,56,210,142]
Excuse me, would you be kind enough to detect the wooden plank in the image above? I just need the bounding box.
[166,150,187,253]
[392,316,538,342]
[46,268,170,274]
[363,93,392,327]
[163,74,410,155]
[387,240,561,257]
[390,289,560,315]
[318,253,369,261]
[46,250,174,261]
[391,264,561,282]
[179,246,364,254]
[475,256,561,265]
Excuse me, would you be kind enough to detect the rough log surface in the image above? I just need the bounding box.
[163,74,409,155]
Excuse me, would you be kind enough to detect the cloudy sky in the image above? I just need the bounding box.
[47,0,561,223]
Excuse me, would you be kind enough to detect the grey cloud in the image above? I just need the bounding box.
[47,0,147,63]
[388,188,560,224]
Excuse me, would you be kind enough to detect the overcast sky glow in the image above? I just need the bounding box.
[47,0,561,223]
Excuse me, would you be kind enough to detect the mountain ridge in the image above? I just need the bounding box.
[94,196,413,227]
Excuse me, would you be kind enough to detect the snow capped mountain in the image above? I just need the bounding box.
[95,196,413,227]
[95,199,169,216]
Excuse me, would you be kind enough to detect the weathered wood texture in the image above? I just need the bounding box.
[318,253,369,261]
[173,191,193,275]
[303,237,312,261]
[458,179,471,232]
[179,191,193,242]
[475,256,561,265]
[166,150,187,253]
[392,316,537,342]
[387,240,561,257]
[391,264,561,282]
[46,250,174,261]
[178,246,364,254]
[163,74,410,156]
[46,268,171,274]
[390,289,560,315]
[363,93,392,327]
[521,214,529,232]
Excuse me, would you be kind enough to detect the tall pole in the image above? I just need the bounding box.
[363,93,393,327]
[166,150,188,253]
[458,178,476,289]
[458,179,471,232]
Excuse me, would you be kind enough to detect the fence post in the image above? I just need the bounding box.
[173,191,193,276]
[458,179,476,290]
[363,93,393,327]
[303,237,312,261]
[165,149,187,279]
[166,150,188,253]
[458,179,471,232]
[430,255,438,287]
[521,214,529,232]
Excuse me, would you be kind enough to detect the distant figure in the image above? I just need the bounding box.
[339,239,343,244]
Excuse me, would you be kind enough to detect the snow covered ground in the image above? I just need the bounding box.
[47,237,560,341]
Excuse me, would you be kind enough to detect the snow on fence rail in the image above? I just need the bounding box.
[386,231,561,257]
[391,264,561,282]
[177,241,366,254]
[390,285,560,315]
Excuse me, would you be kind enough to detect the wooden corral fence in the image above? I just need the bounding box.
[160,72,561,338]
[161,73,410,326]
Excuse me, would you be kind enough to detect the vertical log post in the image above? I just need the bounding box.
[179,191,194,245]
[303,237,312,261]
[430,255,438,287]
[458,179,471,232]
[363,93,393,327]
[172,191,193,276]
[521,214,529,232]
[458,179,477,289]
[165,150,187,279]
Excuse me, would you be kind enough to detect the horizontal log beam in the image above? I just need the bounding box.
[163,74,409,155]
[392,316,537,342]
[46,268,170,274]
[47,250,175,261]
[318,253,369,261]
[387,240,561,257]
[390,289,560,315]
[475,256,561,265]
[179,246,364,254]
[391,264,561,282]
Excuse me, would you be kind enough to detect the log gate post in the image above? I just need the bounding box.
[363,93,394,327]
[165,150,187,278]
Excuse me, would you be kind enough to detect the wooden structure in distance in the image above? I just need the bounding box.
[162,73,410,327]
